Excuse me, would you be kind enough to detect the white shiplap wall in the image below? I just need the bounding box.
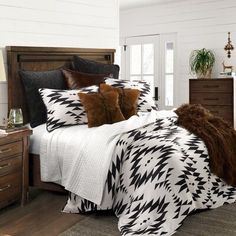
[120,0,236,106]
[0,0,119,123]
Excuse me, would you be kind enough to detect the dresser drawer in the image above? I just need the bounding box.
[0,172,21,204]
[0,141,22,160]
[190,79,233,93]
[190,92,232,105]
[204,105,233,121]
[0,156,22,176]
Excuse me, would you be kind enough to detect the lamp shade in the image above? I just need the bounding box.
[0,49,6,81]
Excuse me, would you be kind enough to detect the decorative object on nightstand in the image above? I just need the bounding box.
[0,128,32,209]
[189,48,215,79]
[224,32,234,58]
[9,108,23,127]
[189,78,234,127]
[0,49,6,81]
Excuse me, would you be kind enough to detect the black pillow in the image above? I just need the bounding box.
[20,69,67,128]
[72,56,120,79]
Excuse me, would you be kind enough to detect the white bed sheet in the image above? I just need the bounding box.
[30,124,88,155]
[29,124,47,155]
[29,111,166,155]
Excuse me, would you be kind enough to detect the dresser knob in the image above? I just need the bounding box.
[211,111,219,114]
[0,163,11,169]
[203,98,219,101]
[0,184,11,192]
[203,85,219,88]
[0,148,12,154]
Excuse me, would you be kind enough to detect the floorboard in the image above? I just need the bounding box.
[0,188,83,236]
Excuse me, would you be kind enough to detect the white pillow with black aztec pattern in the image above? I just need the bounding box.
[105,78,157,112]
[39,86,98,132]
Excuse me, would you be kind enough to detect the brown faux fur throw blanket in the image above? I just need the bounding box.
[175,104,236,187]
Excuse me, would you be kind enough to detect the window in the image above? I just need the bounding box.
[165,42,174,107]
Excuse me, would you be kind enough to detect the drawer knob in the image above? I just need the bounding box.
[203,98,219,101]
[0,184,11,192]
[0,163,11,170]
[203,85,219,88]
[211,111,219,114]
[0,148,12,154]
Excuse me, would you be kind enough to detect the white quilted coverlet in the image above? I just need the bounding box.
[40,110,175,205]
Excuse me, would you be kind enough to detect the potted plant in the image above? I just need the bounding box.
[189,48,215,78]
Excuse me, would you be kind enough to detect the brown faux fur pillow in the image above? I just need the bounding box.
[62,69,106,89]
[78,91,125,128]
[100,84,140,119]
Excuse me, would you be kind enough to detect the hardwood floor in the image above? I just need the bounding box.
[0,188,84,236]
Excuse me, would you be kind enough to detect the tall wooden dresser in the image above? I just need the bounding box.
[189,78,234,127]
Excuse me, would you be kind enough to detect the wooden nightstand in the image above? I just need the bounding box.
[0,128,32,209]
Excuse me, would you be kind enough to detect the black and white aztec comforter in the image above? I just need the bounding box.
[63,115,236,236]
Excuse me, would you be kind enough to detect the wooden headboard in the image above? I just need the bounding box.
[7,46,115,123]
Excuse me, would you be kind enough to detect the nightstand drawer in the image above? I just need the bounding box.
[0,141,22,159]
[190,93,232,105]
[0,172,21,203]
[190,79,233,93]
[0,128,32,208]
[0,156,22,176]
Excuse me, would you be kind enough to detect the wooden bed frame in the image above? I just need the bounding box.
[7,46,115,192]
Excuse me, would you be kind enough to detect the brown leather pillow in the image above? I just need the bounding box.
[100,84,140,119]
[78,91,125,128]
[62,69,106,89]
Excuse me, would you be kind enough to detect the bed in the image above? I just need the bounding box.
[6,46,236,236]
[7,45,115,192]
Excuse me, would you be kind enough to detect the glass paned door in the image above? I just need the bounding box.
[124,34,176,110]
[126,35,159,100]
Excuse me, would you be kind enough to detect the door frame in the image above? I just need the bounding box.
[125,35,160,100]
[159,33,177,110]
[122,33,177,110]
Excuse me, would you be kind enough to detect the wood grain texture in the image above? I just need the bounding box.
[0,171,21,208]
[189,79,233,93]
[0,140,22,159]
[0,189,83,236]
[0,155,22,176]
[0,129,32,208]
[7,46,115,124]
[189,78,234,126]
[21,129,30,205]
